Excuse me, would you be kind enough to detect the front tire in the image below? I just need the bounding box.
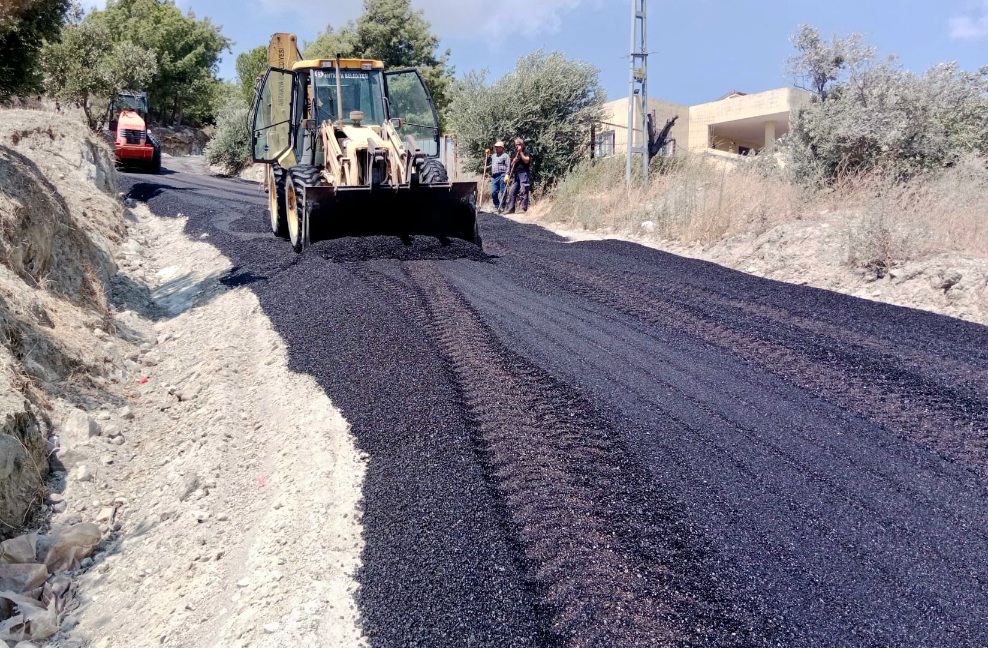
[470,219,483,249]
[286,165,320,253]
[285,181,304,253]
[269,164,288,238]
[150,146,161,174]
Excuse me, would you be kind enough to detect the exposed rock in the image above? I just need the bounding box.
[1,393,49,540]
[153,126,209,157]
[934,270,963,292]
[63,408,99,441]
[177,473,199,502]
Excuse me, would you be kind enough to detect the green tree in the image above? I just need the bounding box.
[447,50,605,191]
[785,26,988,183]
[306,0,453,118]
[786,25,875,99]
[41,17,157,128]
[235,44,267,102]
[204,96,251,172]
[99,0,231,125]
[303,23,356,60]
[0,0,70,99]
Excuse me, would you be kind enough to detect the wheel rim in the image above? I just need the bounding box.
[287,182,300,243]
[268,168,279,232]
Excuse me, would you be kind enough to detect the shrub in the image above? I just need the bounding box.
[447,50,605,192]
[785,25,988,183]
[0,0,69,99]
[840,158,988,270]
[204,97,251,172]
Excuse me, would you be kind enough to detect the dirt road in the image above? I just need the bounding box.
[121,157,988,647]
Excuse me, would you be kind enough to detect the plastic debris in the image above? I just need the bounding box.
[44,524,101,572]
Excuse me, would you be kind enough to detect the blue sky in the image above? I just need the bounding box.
[85,0,988,105]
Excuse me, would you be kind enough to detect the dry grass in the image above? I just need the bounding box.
[844,158,988,268]
[548,155,805,244]
[545,153,988,269]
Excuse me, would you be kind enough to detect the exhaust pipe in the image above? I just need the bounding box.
[335,53,344,125]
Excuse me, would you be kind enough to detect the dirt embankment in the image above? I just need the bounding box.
[1,109,123,539]
[152,125,210,157]
[1,109,366,647]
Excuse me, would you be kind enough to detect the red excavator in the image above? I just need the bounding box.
[106,90,161,173]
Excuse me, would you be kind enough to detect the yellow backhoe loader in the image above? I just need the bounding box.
[250,33,480,252]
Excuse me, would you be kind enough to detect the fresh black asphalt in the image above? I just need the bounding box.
[121,158,988,647]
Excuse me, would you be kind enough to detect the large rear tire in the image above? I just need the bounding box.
[286,165,321,253]
[150,146,161,174]
[417,158,448,184]
[269,164,288,238]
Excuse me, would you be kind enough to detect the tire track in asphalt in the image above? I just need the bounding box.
[400,261,761,648]
[441,236,988,645]
[451,265,988,556]
[515,251,988,478]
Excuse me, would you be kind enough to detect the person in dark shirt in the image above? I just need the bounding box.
[506,137,532,214]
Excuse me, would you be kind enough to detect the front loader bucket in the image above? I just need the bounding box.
[304,181,480,247]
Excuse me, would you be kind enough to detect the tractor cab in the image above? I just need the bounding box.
[107,90,160,172]
[252,59,443,169]
[107,91,149,135]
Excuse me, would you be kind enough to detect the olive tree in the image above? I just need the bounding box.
[447,50,605,191]
[785,25,988,183]
[100,0,230,126]
[305,0,453,118]
[41,17,157,129]
[204,96,251,172]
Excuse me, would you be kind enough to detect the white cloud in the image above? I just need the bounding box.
[948,0,988,40]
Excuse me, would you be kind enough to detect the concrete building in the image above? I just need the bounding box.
[596,87,813,159]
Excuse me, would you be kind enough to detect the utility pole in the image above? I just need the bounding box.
[626,0,648,185]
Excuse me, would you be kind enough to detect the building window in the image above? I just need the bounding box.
[594,130,615,158]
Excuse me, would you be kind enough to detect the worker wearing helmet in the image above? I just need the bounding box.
[505,137,532,214]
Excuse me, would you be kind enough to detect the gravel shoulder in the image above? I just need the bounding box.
[47,203,367,648]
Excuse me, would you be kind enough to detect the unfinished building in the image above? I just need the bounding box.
[597,87,813,159]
